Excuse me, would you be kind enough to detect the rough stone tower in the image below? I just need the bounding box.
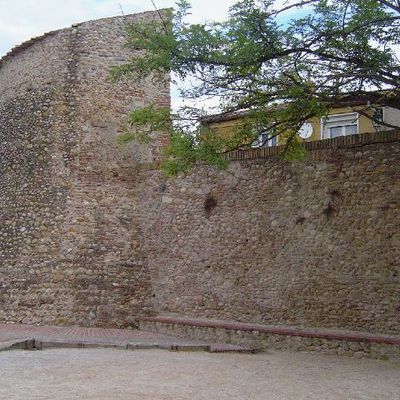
[0,12,170,327]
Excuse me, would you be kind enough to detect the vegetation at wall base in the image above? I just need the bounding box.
[112,0,400,174]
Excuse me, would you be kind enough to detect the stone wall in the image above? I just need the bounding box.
[139,136,400,334]
[0,12,169,326]
[0,12,399,335]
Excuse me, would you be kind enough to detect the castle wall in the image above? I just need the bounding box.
[0,12,168,326]
[0,13,398,335]
[140,137,400,334]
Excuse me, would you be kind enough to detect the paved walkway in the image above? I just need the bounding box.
[0,323,247,352]
[0,348,399,399]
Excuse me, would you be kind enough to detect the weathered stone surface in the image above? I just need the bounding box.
[139,140,400,335]
[0,12,169,327]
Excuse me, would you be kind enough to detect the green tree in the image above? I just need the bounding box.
[112,0,400,174]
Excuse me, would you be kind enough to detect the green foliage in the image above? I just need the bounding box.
[282,135,307,162]
[161,129,229,176]
[117,130,152,145]
[117,105,171,145]
[113,0,400,174]
[128,105,170,131]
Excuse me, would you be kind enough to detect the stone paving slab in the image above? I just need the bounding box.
[0,323,250,353]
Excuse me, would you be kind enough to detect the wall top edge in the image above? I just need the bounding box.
[223,129,400,162]
[0,9,164,70]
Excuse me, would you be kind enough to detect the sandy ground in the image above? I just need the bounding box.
[0,349,399,400]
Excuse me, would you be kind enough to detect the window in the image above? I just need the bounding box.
[321,112,358,139]
[251,133,278,148]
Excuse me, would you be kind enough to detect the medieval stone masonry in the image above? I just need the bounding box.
[0,12,399,336]
[0,12,170,327]
[140,135,400,335]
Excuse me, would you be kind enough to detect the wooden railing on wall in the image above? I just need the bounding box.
[223,130,400,162]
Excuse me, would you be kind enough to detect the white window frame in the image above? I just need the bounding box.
[320,112,359,139]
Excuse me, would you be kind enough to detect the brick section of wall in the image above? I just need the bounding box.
[139,137,400,335]
[0,12,170,327]
[224,130,400,161]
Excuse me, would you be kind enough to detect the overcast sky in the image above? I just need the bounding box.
[0,0,241,57]
[0,0,295,111]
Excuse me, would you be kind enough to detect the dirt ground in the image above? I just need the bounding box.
[0,349,399,400]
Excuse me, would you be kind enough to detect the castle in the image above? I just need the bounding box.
[0,12,399,347]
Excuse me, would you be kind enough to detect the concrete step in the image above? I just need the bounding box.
[0,338,253,354]
[0,322,254,354]
[138,315,400,361]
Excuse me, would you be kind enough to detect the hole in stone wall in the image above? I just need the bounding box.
[159,183,167,193]
[204,194,217,218]
[328,188,343,199]
[296,216,306,225]
[322,202,336,219]
[322,188,343,220]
